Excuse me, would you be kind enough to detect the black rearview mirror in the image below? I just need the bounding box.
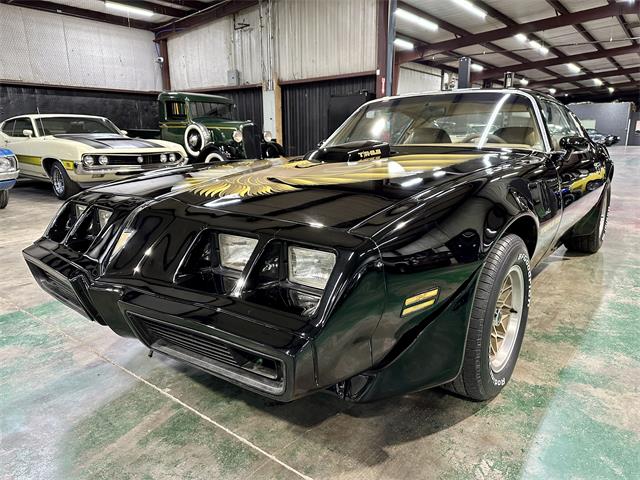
[559,136,589,152]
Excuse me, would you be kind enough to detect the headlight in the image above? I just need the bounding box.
[75,204,88,217]
[169,153,176,162]
[160,153,168,163]
[232,129,243,143]
[98,155,109,165]
[111,228,135,261]
[263,130,273,142]
[218,234,258,271]
[288,247,336,290]
[83,155,95,166]
[0,155,15,172]
[97,209,112,229]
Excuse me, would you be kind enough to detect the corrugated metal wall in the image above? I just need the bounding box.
[0,84,158,129]
[202,87,264,130]
[397,63,443,94]
[167,5,262,90]
[0,4,161,91]
[275,0,377,81]
[282,75,376,156]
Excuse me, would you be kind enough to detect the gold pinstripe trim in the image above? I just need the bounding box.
[401,287,439,316]
[404,288,439,307]
[401,299,436,316]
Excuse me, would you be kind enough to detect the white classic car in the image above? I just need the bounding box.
[0,114,188,199]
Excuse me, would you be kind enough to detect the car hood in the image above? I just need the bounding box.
[53,133,167,149]
[92,146,532,231]
[190,118,248,129]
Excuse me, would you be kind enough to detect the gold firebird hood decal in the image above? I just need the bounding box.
[173,154,479,199]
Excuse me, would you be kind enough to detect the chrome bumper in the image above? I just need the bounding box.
[0,170,19,182]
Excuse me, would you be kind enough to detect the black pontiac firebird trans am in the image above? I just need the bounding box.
[23,89,612,402]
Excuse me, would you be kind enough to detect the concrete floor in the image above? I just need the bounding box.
[1,146,639,480]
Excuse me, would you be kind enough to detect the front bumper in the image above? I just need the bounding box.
[22,242,315,402]
[0,170,19,190]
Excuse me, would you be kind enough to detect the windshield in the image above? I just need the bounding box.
[189,101,234,120]
[325,92,544,150]
[37,117,120,136]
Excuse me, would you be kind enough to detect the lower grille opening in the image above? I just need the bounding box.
[128,313,285,394]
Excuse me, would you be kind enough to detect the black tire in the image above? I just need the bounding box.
[564,184,610,254]
[0,190,8,209]
[445,234,531,401]
[50,161,81,200]
[199,148,229,163]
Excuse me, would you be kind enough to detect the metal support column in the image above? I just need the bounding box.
[384,0,397,96]
[458,57,471,89]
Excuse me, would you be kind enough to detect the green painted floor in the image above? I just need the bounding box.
[1,147,639,479]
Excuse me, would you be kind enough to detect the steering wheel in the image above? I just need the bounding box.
[461,133,506,144]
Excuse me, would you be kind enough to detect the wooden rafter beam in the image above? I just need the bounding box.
[397,2,639,64]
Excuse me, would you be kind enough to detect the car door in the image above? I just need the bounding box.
[2,117,46,179]
[540,100,605,240]
[160,100,188,146]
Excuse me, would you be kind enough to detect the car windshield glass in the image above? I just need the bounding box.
[325,92,544,150]
[189,101,234,120]
[38,117,120,135]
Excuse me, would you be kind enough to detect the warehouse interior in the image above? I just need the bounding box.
[0,0,639,479]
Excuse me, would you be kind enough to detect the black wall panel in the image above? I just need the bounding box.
[282,75,376,156]
[0,84,158,129]
[204,87,264,130]
[568,102,632,146]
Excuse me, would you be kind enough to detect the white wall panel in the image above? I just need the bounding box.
[167,5,262,90]
[0,4,161,91]
[397,63,442,94]
[275,0,377,81]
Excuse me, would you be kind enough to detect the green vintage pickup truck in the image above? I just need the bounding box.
[131,92,283,163]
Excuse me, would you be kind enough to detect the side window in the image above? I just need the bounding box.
[541,101,581,149]
[1,120,16,136]
[12,118,33,137]
[166,101,186,121]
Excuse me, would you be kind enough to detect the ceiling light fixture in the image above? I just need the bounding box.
[528,40,549,55]
[549,88,557,94]
[515,34,527,43]
[452,0,487,19]
[608,86,615,93]
[567,63,581,73]
[395,8,439,31]
[105,1,154,17]
[519,78,529,86]
[471,64,484,72]
[393,38,415,51]
[593,78,603,86]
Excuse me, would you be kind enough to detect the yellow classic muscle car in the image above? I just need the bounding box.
[0,114,188,199]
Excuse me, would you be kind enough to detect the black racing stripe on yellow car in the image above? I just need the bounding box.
[401,288,439,316]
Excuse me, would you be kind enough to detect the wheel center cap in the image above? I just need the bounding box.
[493,309,501,326]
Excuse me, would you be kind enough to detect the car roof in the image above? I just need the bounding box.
[2,114,108,121]
[371,87,562,106]
[158,91,234,104]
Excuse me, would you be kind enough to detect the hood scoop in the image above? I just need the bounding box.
[304,141,391,163]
